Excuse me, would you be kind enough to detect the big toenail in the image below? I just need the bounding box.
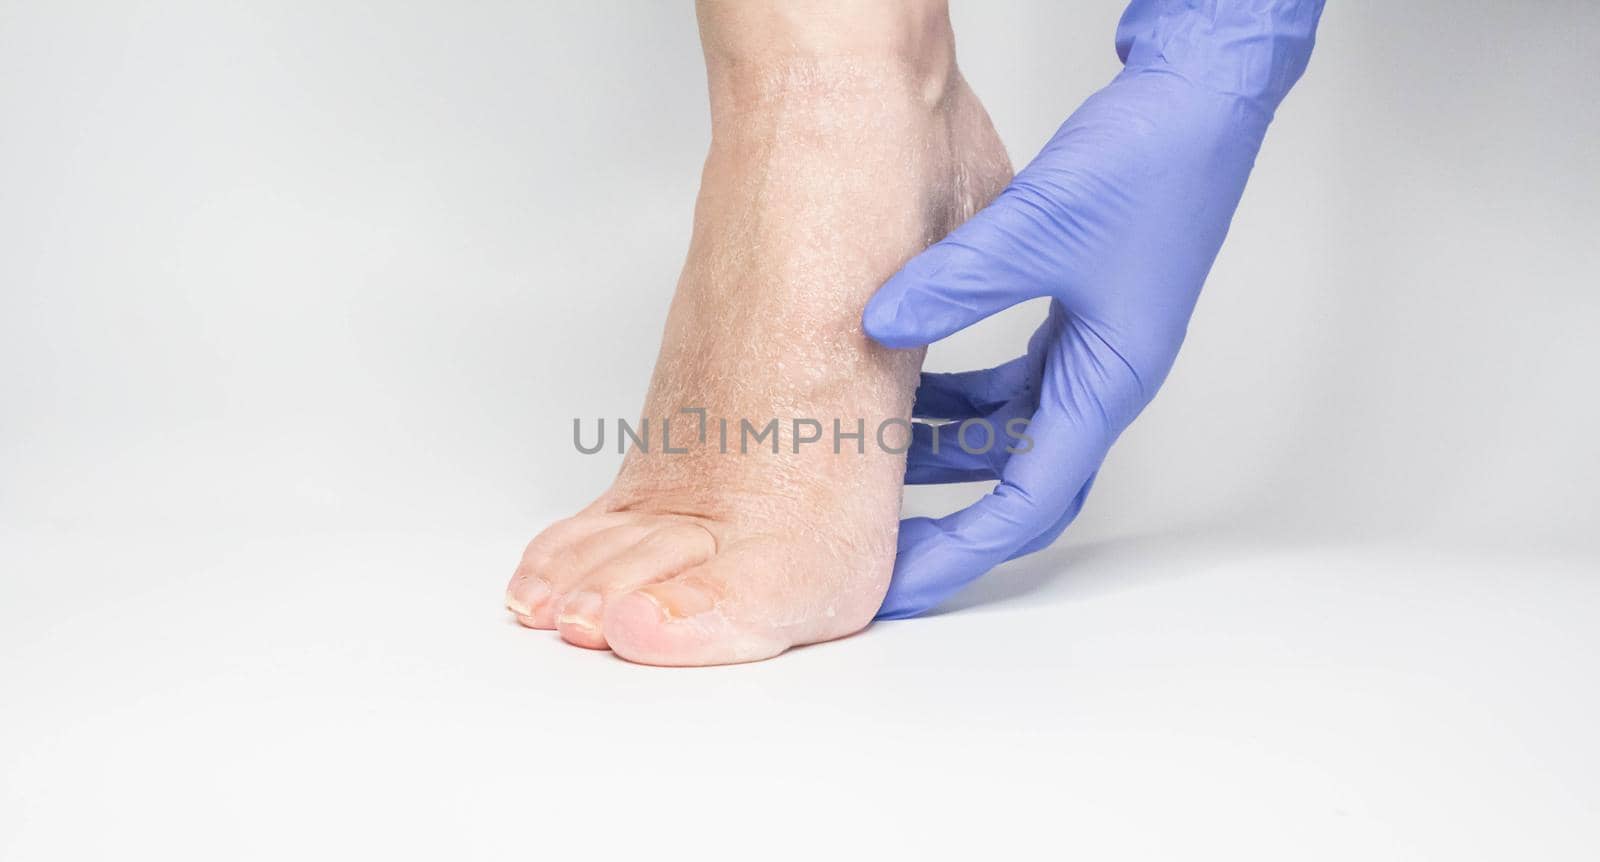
[639,581,714,620]
[557,591,603,629]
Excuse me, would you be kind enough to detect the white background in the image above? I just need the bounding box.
[3,2,1597,859]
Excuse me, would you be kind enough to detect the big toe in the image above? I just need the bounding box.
[553,522,716,650]
[601,542,874,666]
[603,577,782,667]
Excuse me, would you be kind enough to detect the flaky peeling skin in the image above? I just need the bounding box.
[506,20,1013,665]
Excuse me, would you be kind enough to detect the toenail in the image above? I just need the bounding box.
[638,581,715,620]
[557,591,603,630]
[508,579,550,616]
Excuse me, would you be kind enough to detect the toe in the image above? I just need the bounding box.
[603,538,888,666]
[554,591,607,649]
[507,518,651,628]
[602,545,799,666]
[507,517,596,625]
[506,577,552,628]
[554,522,716,650]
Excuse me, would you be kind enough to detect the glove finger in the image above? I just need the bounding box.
[876,477,1058,619]
[863,196,1065,350]
[877,394,1114,619]
[1007,472,1097,560]
[904,396,1034,485]
[903,424,997,484]
[912,354,1035,420]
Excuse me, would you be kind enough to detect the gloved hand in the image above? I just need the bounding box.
[867,0,1326,619]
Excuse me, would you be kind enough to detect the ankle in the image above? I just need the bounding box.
[698,0,958,115]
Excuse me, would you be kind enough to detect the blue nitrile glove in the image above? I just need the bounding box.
[868,0,1326,619]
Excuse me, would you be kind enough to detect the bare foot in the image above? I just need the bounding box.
[506,1,1011,665]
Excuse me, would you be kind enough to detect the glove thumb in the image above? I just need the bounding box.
[863,193,1056,350]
